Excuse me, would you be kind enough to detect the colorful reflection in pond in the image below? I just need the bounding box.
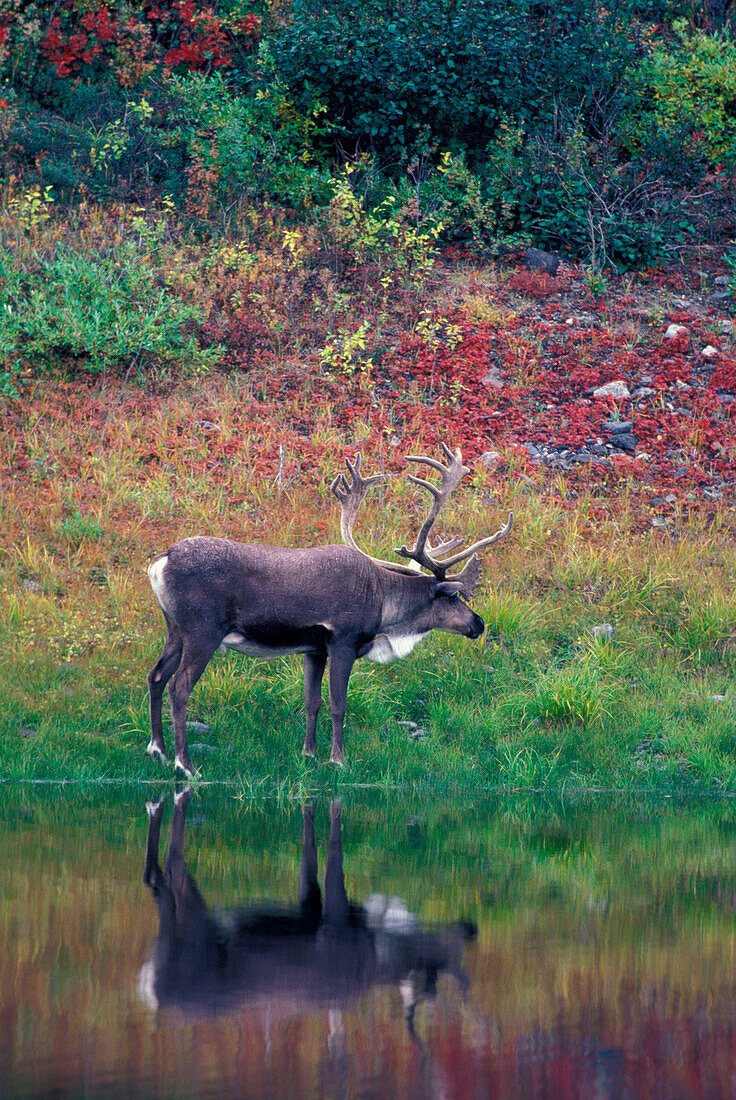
[3,788,736,1098]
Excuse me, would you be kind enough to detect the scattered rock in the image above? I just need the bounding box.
[186,719,211,734]
[651,517,669,529]
[20,727,36,739]
[717,319,734,336]
[602,420,633,435]
[709,291,731,305]
[675,379,691,391]
[525,247,560,276]
[591,623,614,642]
[702,486,723,500]
[664,323,688,340]
[672,298,690,309]
[399,721,428,741]
[524,442,541,458]
[701,345,719,359]
[482,369,504,389]
[21,579,42,593]
[711,694,728,703]
[195,420,220,431]
[593,380,630,399]
[714,275,730,287]
[190,742,217,753]
[611,432,638,452]
[479,450,502,466]
[632,387,655,399]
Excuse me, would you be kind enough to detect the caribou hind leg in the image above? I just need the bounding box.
[147,626,183,764]
[168,633,221,779]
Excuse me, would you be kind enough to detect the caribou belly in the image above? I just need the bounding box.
[218,632,313,658]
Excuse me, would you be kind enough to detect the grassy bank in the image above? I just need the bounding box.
[2,377,736,793]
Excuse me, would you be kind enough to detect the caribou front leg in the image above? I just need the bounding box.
[302,652,327,758]
[327,644,357,766]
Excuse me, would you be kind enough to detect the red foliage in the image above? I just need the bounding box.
[38,0,259,81]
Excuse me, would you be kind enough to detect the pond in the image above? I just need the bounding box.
[3,786,736,1098]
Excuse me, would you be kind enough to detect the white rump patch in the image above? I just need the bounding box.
[147,556,169,613]
[364,632,427,664]
[138,960,159,1011]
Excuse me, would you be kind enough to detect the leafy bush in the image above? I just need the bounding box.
[0,242,218,389]
[168,70,334,212]
[1,0,260,91]
[620,22,736,174]
[267,0,644,165]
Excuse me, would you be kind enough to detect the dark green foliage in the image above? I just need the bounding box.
[267,0,643,163]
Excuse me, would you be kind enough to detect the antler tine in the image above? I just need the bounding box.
[428,513,514,570]
[394,446,470,576]
[331,454,418,575]
[428,535,465,556]
[331,454,384,552]
[394,445,513,586]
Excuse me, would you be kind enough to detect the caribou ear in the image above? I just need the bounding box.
[434,580,465,598]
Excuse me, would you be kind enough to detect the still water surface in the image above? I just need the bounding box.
[3,787,736,1098]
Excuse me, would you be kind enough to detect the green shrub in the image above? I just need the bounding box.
[0,242,218,383]
[267,0,644,165]
[58,511,103,548]
[620,23,736,174]
[169,70,333,211]
[474,119,683,269]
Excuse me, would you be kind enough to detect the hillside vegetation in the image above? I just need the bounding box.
[1,0,736,790]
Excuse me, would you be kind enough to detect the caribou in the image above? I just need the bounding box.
[140,792,476,1034]
[146,444,512,776]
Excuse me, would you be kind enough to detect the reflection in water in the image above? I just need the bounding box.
[140,791,475,1040]
[6,791,736,1097]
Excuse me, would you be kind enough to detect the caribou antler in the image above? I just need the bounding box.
[331,454,384,553]
[331,447,512,594]
[394,443,513,594]
[331,455,418,574]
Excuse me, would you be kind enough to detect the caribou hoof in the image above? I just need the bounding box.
[330,755,346,768]
[145,796,166,817]
[174,756,199,780]
[146,742,170,765]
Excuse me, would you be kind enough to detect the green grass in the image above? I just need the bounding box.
[2,549,736,794]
